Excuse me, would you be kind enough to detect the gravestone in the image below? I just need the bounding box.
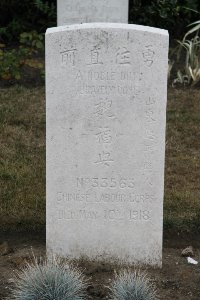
[46,23,168,266]
[57,0,129,26]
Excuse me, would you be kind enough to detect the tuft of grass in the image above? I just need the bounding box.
[109,270,157,300]
[8,256,87,300]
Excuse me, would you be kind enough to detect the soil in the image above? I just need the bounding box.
[0,231,200,300]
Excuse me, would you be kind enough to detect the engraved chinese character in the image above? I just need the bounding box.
[145,109,156,122]
[95,127,112,144]
[61,49,77,66]
[142,161,153,186]
[143,130,158,151]
[145,130,156,141]
[146,97,156,105]
[143,161,153,170]
[94,99,115,119]
[144,144,156,153]
[116,47,131,65]
[143,45,155,67]
[89,47,103,65]
[144,175,153,187]
[95,151,114,167]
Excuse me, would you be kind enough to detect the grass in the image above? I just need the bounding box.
[109,270,157,300]
[0,86,45,231]
[164,88,200,231]
[0,86,200,232]
[9,256,87,300]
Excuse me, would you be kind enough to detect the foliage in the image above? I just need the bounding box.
[8,256,87,300]
[129,0,200,38]
[20,31,44,52]
[34,0,56,18]
[0,47,27,81]
[109,270,157,300]
[0,1,200,43]
[0,31,44,82]
[174,19,200,86]
[0,0,56,43]
[184,20,200,39]
[178,36,200,85]
[168,59,174,80]
[172,70,189,86]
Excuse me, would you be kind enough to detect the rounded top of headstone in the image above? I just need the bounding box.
[46,23,168,37]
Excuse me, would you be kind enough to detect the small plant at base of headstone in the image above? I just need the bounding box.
[109,270,157,300]
[8,256,87,300]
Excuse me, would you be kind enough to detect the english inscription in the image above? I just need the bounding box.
[58,209,151,221]
[56,191,155,204]
[76,177,135,189]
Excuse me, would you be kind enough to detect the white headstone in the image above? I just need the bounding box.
[57,0,129,26]
[46,23,169,266]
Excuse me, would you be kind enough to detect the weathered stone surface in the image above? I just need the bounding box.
[57,0,129,26]
[46,23,169,266]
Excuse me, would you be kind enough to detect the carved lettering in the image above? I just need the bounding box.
[58,209,98,220]
[88,47,103,65]
[116,47,131,65]
[93,99,115,119]
[146,97,156,105]
[104,209,124,220]
[95,127,112,144]
[57,192,90,203]
[61,49,77,66]
[76,84,139,96]
[76,177,135,189]
[145,108,156,122]
[143,45,155,67]
[57,190,155,204]
[88,71,116,81]
[57,209,151,221]
[129,210,151,221]
[94,151,114,167]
